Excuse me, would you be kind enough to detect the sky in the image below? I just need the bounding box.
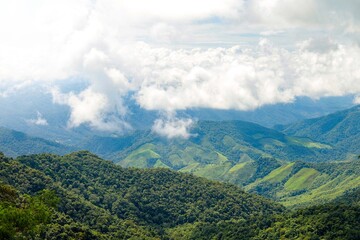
[1,0,360,138]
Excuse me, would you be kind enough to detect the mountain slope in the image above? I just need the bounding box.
[83,118,360,208]
[89,120,333,165]
[279,105,360,160]
[1,151,359,239]
[0,127,73,157]
[80,121,333,186]
[246,160,360,207]
[0,151,284,239]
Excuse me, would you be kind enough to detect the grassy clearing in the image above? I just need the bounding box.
[284,168,320,191]
[263,162,295,183]
[287,137,332,149]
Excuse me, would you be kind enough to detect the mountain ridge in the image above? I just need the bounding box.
[0,126,73,157]
[1,151,359,239]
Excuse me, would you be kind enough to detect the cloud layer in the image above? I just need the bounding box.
[1,0,360,138]
[26,111,48,126]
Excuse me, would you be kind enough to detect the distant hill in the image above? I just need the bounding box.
[79,121,333,187]
[279,105,360,160]
[87,120,333,165]
[0,127,73,157]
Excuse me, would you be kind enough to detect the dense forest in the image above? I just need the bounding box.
[0,151,359,239]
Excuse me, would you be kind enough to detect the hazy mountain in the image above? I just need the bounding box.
[0,84,355,144]
[0,84,95,145]
[0,126,73,157]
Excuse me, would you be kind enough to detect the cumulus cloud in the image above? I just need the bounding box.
[49,39,360,137]
[133,41,360,110]
[152,114,194,139]
[26,111,48,126]
[354,95,360,104]
[1,1,360,138]
[51,87,130,132]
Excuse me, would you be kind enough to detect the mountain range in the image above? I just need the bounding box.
[2,105,360,209]
[0,84,355,145]
[0,127,72,157]
[1,151,359,239]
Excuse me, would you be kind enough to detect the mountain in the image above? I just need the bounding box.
[79,121,333,186]
[91,120,333,164]
[0,127,73,157]
[0,151,283,239]
[279,105,360,160]
[80,120,360,208]
[1,151,359,239]
[178,95,356,128]
[2,118,358,209]
[246,160,360,207]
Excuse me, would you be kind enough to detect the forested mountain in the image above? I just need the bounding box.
[80,119,360,208]
[80,121,335,191]
[83,120,332,165]
[0,151,283,239]
[0,127,73,157]
[1,151,359,239]
[2,116,359,210]
[279,105,360,160]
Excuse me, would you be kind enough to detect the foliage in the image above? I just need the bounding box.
[0,151,283,239]
[0,183,58,240]
[1,151,359,239]
[255,204,360,240]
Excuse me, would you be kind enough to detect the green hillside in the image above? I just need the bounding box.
[0,151,284,239]
[2,120,359,210]
[1,151,359,239]
[80,121,333,167]
[280,105,360,160]
[246,160,360,207]
[79,121,333,185]
[78,119,360,208]
[0,127,72,157]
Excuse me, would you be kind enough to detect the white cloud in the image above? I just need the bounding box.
[297,38,339,53]
[150,23,177,43]
[26,111,48,126]
[48,39,360,137]
[354,95,360,104]
[133,41,360,111]
[51,87,130,132]
[152,114,194,139]
[1,1,360,138]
